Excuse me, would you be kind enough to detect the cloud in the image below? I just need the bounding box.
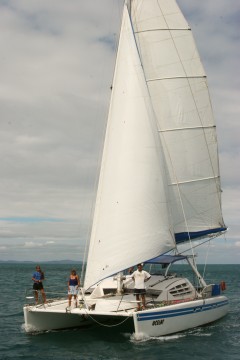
[23,241,43,248]
[23,240,55,248]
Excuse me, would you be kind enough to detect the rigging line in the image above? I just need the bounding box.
[178,231,227,255]
[203,240,211,279]
[81,309,132,327]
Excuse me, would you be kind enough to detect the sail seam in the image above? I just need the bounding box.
[169,175,220,186]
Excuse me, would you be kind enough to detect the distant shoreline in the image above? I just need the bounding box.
[0,260,82,264]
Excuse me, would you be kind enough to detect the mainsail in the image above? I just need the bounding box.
[129,0,226,242]
[84,0,226,290]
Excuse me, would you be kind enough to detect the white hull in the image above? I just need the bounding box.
[24,295,228,336]
[23,300,91,332]
[133,296,229,337]
[23,298,134,333]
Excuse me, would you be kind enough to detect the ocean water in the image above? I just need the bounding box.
[0,263,239,360]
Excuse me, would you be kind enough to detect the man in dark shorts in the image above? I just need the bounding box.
[32,265,47,304]
[132,263,151,311]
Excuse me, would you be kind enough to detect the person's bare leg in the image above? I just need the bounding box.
[41,289,47,304]
[136,294,141,310]
[141,294,146,310]
[34,290,38,304]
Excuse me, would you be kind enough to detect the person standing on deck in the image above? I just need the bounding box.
[32,265,47,304]
[68,269,80,308]
[132,263,151,311]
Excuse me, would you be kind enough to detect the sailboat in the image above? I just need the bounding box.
[24,0,229,336]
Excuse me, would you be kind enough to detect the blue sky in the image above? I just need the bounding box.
[0,0,239,264]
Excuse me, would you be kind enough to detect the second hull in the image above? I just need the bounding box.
[133,296,229,337]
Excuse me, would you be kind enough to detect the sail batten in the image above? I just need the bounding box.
[158,125,215,133]
[135,28,190,33]
[170,175,220,186]
[147,76,206,82]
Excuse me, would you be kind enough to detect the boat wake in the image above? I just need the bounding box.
[21,323,43,334]
[129,332,185,343]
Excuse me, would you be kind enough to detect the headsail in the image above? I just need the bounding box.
[84,3,175,290]
[129,0,226,242]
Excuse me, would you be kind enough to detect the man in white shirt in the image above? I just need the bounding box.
[132,263,151,311]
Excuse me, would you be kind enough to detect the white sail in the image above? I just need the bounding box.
[130,0,226,242]
[84,4,175,290]
[23,0,229,336]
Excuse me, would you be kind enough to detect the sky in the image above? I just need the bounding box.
[0,0,239,264]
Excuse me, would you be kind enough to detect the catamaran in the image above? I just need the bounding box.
[24,0,228,337]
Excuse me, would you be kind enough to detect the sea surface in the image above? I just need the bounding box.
[0,263,239,360]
